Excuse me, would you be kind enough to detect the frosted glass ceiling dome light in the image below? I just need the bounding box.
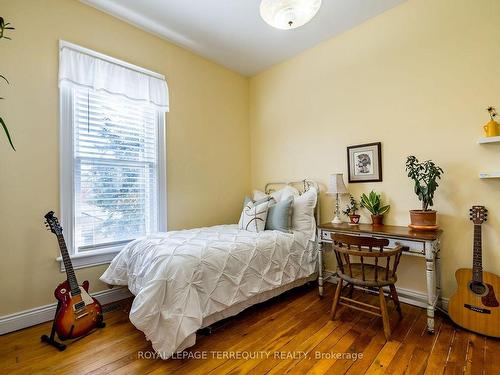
[260,0,322,30]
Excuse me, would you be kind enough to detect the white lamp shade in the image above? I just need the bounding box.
[327,173,348,194]
[260,0,322,30]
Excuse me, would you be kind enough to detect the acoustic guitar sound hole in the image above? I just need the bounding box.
[469,281,487,296]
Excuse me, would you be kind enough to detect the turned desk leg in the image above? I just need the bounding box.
[317,229,324,297]
[425,240,437,334]
[434,241,442,306]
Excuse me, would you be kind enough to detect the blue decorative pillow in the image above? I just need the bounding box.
[266,195,293,232]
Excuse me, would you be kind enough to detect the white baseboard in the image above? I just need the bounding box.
[0,287,132,335]
[394,286,449,312]
[324,270,449,312]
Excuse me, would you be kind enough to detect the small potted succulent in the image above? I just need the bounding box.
[360,191,390,226]
[342,195,360,225]
[405,155,444,230]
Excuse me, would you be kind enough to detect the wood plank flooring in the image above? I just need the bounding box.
[1,283,499,374]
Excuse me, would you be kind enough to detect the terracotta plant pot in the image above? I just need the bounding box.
[409,210,438,231]
[348,214,360,225]
[371,214,384,226]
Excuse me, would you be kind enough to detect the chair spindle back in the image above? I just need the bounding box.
[332,233,403,282]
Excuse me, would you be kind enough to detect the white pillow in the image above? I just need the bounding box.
[253,185,299,202]
[252,189,269,201]
[238,200,270,233]
[291,187,317,240]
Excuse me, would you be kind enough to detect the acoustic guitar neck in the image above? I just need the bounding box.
[472,224,483,283]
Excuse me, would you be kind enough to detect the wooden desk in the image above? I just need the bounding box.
[316,222,442,333]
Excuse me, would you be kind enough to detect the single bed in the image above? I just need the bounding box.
[100,180,320,359]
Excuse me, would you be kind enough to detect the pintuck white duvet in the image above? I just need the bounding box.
[100,224,317,358]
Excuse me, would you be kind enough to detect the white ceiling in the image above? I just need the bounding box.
[81,0,407,76]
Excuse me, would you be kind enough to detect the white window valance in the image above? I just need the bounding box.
[59,40,169,112]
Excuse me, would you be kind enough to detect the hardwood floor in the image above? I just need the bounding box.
[1,283,499,374]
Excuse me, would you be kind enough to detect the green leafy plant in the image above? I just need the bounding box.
[0,16,15,150]
[405,156,444,211]
[360,191,390,216]
[342,195,359,216]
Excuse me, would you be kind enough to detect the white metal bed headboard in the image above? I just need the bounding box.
[264,179,321,226]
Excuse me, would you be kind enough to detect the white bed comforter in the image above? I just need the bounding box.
[100,224,317,358]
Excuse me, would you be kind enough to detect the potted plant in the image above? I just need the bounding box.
[0,17,15,150]
[405,155,444,230]
[342,195,360,225]
[360,191,390,226]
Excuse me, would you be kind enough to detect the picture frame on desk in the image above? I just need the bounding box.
[347,142,382,183]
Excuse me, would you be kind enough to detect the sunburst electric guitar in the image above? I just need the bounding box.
[448,206,500,337]
[44,211,104,341]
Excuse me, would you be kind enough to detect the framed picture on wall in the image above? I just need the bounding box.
[347,142,382,183]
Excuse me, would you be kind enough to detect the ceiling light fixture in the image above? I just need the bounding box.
[260,0,322,30]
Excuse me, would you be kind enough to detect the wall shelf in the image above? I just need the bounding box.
[479,172,500,179]
[478,136,500,144]
[478,136,500,178]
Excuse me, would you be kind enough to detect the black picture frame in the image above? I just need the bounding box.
[347,142,382,183]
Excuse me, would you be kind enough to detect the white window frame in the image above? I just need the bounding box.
[58,45,167,271]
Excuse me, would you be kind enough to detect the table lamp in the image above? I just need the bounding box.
[327,173,348,224]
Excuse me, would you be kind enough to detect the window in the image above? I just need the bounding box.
[59,41,168,269]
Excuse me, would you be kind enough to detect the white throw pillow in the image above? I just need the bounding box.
[252,189,269,201]
[291,187,317,240]
[238,200,270,233]
[252,185,299,202]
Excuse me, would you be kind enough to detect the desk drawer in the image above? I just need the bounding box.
[321,230,425,256]
[387,238,425,255]
[322,230,363,241]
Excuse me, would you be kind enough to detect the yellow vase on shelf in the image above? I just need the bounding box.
[483,120,498,137]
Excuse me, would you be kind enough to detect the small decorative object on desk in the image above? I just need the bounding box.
[347,142,382,183]
[405,155,444,231]
[327,173,348,224]
[360,191,390,226]
[342,195,360,225]
[484,106,498,137]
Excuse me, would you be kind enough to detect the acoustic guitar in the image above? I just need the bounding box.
[44,211,104,340]
[448,206,500,337]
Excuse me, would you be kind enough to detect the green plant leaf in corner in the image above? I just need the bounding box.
[0,117,15,151]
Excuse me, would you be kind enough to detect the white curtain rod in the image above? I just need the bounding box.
[59,40,166,81]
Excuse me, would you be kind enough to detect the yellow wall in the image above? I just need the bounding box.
[0,0,250,315]
[250,0,500,297]
[2,0,500,318]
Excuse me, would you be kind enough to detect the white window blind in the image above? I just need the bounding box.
[73,88,160,251]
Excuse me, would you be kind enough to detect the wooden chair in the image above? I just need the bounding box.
[330,233,403,340]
